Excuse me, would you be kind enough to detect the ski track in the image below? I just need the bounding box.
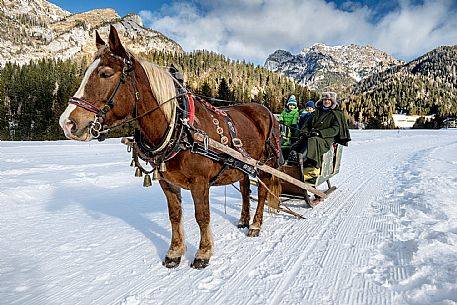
[1,131,457,305]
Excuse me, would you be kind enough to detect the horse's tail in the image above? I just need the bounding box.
[267,175,281,211]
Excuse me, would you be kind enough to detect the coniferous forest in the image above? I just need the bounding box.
[341,46,457,128]
[0,46,456,140]
[0,58,88,140]
[0,50,318,140]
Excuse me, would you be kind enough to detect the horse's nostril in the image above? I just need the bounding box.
[66,118,77,133]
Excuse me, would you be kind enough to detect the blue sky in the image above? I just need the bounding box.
[49,0,457,64]
[48,0,168,17]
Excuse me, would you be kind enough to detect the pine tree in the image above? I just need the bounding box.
[217,77,230,101]
[200,81,212,97]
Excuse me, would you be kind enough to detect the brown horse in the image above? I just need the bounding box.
[59,26,281,269]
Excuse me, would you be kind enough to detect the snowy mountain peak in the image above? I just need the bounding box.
[265,43,402,92]
[0,0,183,66]
[0,0,70,22]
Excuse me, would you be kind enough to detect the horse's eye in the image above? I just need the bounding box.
[99,69,114,79]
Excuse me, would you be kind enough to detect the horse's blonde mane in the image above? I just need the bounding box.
[137,57,177,123]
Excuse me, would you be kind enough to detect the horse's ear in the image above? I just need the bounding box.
[95,31,106,49]
[108,25,126,57]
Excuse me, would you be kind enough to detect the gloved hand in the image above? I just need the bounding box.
[307,129,321,137]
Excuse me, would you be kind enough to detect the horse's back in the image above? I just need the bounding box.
[224,103,275,138]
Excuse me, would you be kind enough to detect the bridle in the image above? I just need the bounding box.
[68,53,138,141]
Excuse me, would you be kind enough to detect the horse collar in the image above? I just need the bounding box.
[132,83,195,165]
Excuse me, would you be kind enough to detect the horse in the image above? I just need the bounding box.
[59,26,282,269]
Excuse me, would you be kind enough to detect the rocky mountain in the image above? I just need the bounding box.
[347,45,457,122]
[0,0,183,66]
[264,43,402,92]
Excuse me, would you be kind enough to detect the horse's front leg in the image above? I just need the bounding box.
[248,181,267,237]
[190,178,213,269]
[159,180,185,268]
[238,174,251,228]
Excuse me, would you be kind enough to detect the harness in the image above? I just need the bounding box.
[67,53,279,180]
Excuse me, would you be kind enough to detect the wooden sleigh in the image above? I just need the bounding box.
[191,133,343,217]
[280,144,343,207]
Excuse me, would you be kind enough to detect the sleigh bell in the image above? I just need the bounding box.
[159,161,167,172]
[143,174,152,187]
[134,167,143,177]
[152,168,160,180]
[130,159,136,167]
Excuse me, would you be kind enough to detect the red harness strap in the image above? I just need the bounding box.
[68,97,101,114]
[187,93,195,125]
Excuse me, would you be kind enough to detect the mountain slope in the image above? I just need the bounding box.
[265,43,402,92]
[347,45,457,121]
[0,0,183,66]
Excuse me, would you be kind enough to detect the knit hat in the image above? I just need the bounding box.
[305,100,315,109]
[287,95,297,107]
[316,92,337,109]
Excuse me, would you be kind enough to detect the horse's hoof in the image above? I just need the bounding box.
[162,256,181,268]
[190,258,209,269]
[237,222,249,229]
[247,228,260,237]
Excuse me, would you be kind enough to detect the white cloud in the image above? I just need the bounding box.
[139,0,457,64]
[375,0,457,58]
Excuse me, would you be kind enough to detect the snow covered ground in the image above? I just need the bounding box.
[1,129,457,305]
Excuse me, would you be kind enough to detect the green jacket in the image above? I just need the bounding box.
[301,108,351,168]
[278,108,299,127]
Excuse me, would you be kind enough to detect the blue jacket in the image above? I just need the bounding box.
[299,110,313,127]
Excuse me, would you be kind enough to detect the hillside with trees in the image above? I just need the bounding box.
[1,42,456,140]
[342,46,457,128]
[142,49,318,112]
[0,59,86,140]
[0,51,318,140]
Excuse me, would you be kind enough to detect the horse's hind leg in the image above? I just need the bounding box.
[159,180,185,268]
[190,178,213,269]
[238,174,251,228]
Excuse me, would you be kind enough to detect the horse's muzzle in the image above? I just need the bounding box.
[60,117,93,141]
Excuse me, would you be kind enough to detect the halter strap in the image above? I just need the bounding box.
[68,97,101,114]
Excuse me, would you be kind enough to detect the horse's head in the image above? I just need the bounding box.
[59,26,138,141]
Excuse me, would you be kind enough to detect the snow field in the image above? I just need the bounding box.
[1,130,456,305]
